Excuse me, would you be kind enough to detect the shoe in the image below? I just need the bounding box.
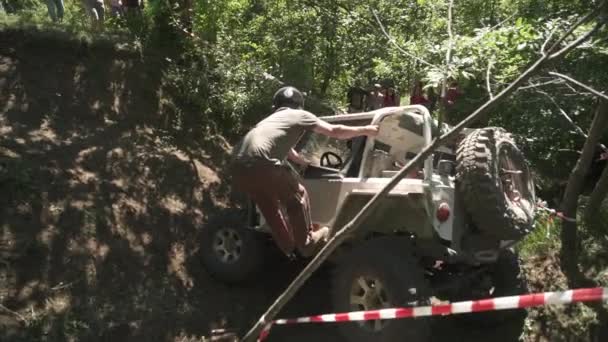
[312,226,330,241]
[299,227,330,257]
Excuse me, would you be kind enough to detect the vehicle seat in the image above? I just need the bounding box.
[342,136,367,177]
[303,165,344,179]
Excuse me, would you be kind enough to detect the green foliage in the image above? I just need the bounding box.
[517,211,562,258]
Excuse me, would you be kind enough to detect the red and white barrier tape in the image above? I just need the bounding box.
[257,287,608,341]
[537,203,576,223]
[539,208,576,223]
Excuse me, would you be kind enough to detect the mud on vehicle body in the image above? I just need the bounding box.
[202,106,536,341]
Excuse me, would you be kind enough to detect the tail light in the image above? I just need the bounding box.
[436,202,451,222]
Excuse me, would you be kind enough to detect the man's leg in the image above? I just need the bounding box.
[251,192,295,256]
[46,0,58,22]
[95,1,105,23]
[283,182,312,248]
[232,164,296,257]
[277,167,328,256]
[55,0,64,21]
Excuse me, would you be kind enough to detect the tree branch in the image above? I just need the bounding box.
[488,12,517,31]
[371,9,437,68]
[547,1,606,52]
[541,24,560,56]
[439,0,455,127]
[561,77,583,94]
[445,0,455,70]
[468,11,518,46]
[548,71,608,102]
[486,58,495,99]
[240,6,605,342]
[0,304,26,324]
[548,20,606,60]
[537,90,591,139]
[537,89,608,163]
[557,148,582,154]
[517,79,563,91]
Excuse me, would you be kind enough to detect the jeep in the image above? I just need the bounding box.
[202,105,536,342]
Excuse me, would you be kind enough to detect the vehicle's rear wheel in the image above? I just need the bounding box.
[456,128,536,240]
[452,249,528,327]
[331,237,430,342]
[483,249,529,324]
[201,214,266,284]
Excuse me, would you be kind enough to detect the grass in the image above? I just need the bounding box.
[517,211,562,258]
[0,0,150,48]
[518,201,608,342]
[2,1,91,32]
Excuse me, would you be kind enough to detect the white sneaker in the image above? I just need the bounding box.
[300,227,330,257]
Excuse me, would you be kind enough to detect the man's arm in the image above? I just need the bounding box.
[312,120,379,140]
[288,148,310,167]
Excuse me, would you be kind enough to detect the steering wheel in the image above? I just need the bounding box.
[320,151,343,168]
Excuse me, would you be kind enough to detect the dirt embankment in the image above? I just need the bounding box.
[0,27,357,342]
[1,28,606,342]
[0,27,264,341]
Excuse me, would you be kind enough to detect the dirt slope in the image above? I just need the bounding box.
[0,27,253,341]
[0,27,363,342]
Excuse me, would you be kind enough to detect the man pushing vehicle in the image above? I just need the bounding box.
[230,86,379,259]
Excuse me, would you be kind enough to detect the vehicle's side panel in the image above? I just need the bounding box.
[305,177,427,227]
[303,178,343,224]
[329,192,434,239]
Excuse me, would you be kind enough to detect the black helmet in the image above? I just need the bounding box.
[272,86,305,110]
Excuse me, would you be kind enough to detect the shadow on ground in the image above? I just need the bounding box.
[0,28,253,341]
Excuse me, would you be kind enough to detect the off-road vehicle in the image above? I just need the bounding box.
[202,106,536,342]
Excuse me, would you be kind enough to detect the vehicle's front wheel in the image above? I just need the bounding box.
[331,237,431,342]
[201,214,266,284]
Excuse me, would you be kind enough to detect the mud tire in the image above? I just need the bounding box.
[201,214,266,284]
[459,249,529,327]
[456,127,536,240]
[489,249,529,322]
[331,237,430,342]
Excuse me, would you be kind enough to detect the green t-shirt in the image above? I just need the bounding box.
[232,108,320,166]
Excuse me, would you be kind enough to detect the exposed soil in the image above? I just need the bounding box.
[0,28,605,342]
[0,27,261,341]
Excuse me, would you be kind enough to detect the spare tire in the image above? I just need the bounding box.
[456,128,536,240]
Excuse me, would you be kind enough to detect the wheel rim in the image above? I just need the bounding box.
[212,228,243,264]
[350,275,391,332]
[498,143,535,219]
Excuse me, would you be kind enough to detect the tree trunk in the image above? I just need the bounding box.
[559,99,608,342]
[438,0,454,127]
[560,100,608,287]
[182,0,193,32]
[585,163,608,229]
[319,2,338,97]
